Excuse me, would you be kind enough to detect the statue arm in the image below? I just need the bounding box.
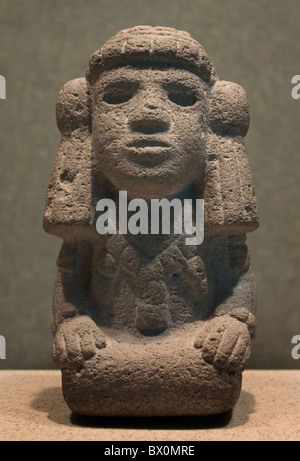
[52,241,106,369]
[52,241,93,334]
[212,234,257,336]
[194,235,257,371]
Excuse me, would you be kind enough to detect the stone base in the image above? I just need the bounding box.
[2,370,300,440]
[61,326,242,416]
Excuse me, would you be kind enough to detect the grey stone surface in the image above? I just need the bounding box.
[1,0,299,374]
[44,26,258,416]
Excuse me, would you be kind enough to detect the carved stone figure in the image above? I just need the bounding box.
[43,26,259,416]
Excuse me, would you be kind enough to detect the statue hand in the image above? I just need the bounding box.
[194,309,256,372]
[53,315,106,369]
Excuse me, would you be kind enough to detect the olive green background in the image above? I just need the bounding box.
[0,0,299,369]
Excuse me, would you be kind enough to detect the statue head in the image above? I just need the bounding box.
[86,26,218,199]
[45,26,258,237]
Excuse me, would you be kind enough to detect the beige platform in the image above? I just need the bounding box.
[0,370,299,441]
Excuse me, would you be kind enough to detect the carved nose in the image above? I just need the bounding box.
[130,118,169,134]
[129,102,170,134]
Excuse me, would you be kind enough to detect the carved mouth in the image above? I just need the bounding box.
[127,150,169,168]
[126,138,171,167]
[127,138,170,148]
[131,156,167,168]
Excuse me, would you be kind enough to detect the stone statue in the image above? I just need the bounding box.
[43,26,259,416]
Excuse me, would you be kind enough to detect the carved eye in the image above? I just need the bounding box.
[102,84,137,105]
[165,83,198,107]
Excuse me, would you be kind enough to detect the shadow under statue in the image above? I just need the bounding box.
[43,26,259,417]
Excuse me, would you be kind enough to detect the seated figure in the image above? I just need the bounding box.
[43,26,259,416]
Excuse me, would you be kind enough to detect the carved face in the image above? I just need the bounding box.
[92,67,208,199]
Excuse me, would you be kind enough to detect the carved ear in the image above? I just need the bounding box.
[56,78,90,134]
[199,81,259,236]
[209,81,250,137]
[43,78,97,239]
